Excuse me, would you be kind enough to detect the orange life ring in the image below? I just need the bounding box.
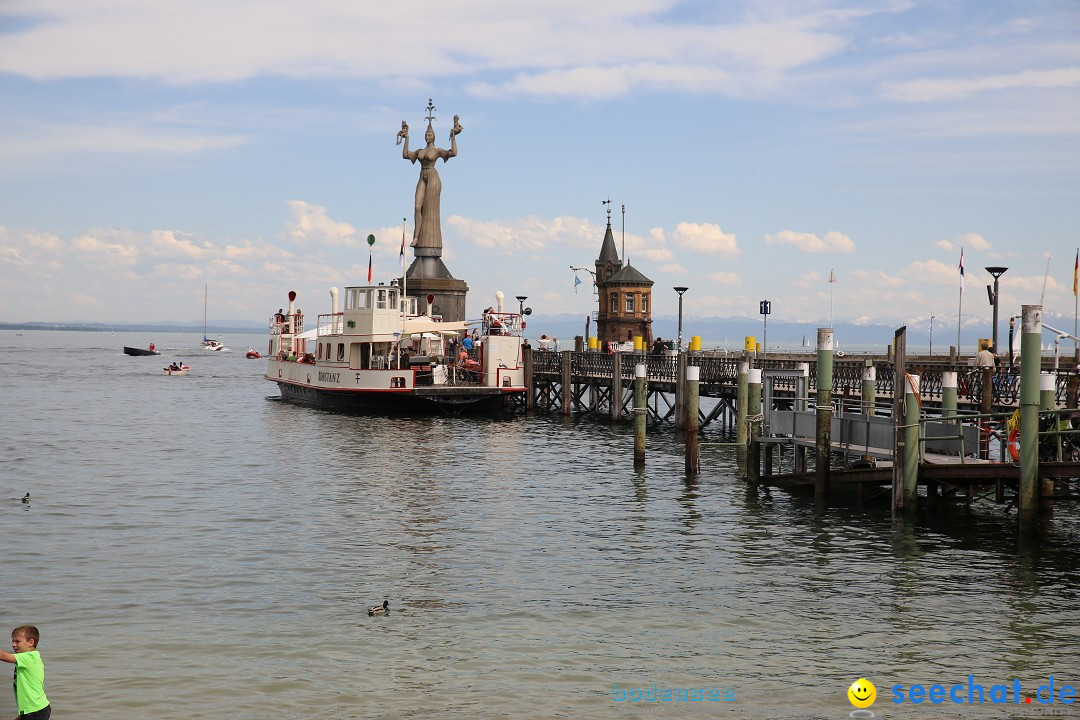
[1008,428,1020,462]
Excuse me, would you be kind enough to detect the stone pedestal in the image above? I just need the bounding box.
[400,273,469,322]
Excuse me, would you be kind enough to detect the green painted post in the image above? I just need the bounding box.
[1019,305,1041,531]
[816,328,834,497]
[736,359,749,478]
[903,373,920,509]
[634,363,646,467]
[685,364,700,477]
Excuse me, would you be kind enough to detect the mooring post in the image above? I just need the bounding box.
[611,351,624,421]
[634,363,646,467]
[748,367,762,485]
[1040,371,1057,514]
[942,370,958,453]
[815,328,834,496]
[902,374,920,510]
[523,345,534,413]
[980,365,993,460]
[561,350,573,416]
[861,361,876,416]
[1019,304,1042,531]
[685,364,700,477]
[736,359,749,478]
[795,362,810,473]
[674,351,688,430]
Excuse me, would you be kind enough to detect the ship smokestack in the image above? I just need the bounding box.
[495,290,505,314]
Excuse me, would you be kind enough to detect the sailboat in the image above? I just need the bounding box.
[201,284,228,351]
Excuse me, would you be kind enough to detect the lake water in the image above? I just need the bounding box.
[3,330,1079,719]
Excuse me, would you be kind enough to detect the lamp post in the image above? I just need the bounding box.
[516,295,527,317]
[986,266,1008,356]
[674,286,689,352]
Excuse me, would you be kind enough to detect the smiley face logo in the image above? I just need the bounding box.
[848,678,876,708]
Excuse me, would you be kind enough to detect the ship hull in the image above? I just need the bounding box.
[274,379,521,415]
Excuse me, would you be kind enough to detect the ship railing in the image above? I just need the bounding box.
[316,312,344,336]
[482,311,523,337]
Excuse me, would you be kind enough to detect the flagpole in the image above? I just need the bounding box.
[957,247,964,354]
[1074,247,1078,362]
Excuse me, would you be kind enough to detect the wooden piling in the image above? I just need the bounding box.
[815,328,834,497]
[674,352,688,430]
[561,350,573,416]
[903,373,920,509]
[747,368,762,486]
[685,364,700,477]
[891,326,906,514]
[634,363,646,467]
[942,370,958,454]
[611,351,623,421]
[1019,304,1041,531]
[861,361,876,416]
[1040,371,1056,514]
[736,359,749,478]
[523,345,534,413]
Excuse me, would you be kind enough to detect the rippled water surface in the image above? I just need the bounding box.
[3,331,1080,719]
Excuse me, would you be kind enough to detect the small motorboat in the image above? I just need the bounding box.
[245,347,263,359]
[202,339,227,351]
[162,364,190,376]
[124,344,160,356]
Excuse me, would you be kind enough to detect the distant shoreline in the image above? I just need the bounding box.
[0,322,264,333]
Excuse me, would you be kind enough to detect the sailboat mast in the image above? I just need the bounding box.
[204,284,208,340]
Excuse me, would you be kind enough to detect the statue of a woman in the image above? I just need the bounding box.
[400,113,461,253]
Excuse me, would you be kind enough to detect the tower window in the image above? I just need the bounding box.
[625,295,635,313]
[642,295,649,314]
[610,293,618,314]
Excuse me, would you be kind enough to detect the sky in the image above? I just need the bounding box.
[1,0,1079,340]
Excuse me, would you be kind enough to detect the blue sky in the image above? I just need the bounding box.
[1,0,1078,337]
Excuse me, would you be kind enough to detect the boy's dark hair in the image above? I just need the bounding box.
[11,626,40,646]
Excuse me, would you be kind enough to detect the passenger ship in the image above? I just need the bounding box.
[265,285,526,413]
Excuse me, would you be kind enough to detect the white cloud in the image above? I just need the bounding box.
[881,67,1080,103]
[285,200,359,247]
[660,263,687,274]
[671,223,739,255]
[764,230,855,253]
[707,271,741,285]
[0,121,247,160]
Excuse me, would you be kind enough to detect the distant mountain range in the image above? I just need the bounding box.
[6,310,1076,354]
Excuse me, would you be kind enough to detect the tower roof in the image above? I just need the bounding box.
[597,217,620,265]
[605,263,654,286]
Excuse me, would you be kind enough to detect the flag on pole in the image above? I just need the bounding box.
[959,248,965,290]
[367,253,373,284]
[1073,249,1078,296]
[399,226,406,273]
[574,275,582,293]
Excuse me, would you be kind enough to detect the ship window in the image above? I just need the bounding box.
[337,343,345,361]
[318,343,323,359]
[376,289,387,310]
[625,295,635,313]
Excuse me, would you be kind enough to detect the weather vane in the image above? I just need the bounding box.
[602,197,612,222]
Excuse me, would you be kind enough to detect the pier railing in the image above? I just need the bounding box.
[529,350,1078,405]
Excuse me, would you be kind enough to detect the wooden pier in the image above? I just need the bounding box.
[522,311,1080,530]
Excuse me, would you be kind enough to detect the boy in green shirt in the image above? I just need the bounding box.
[1,625,51,719]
